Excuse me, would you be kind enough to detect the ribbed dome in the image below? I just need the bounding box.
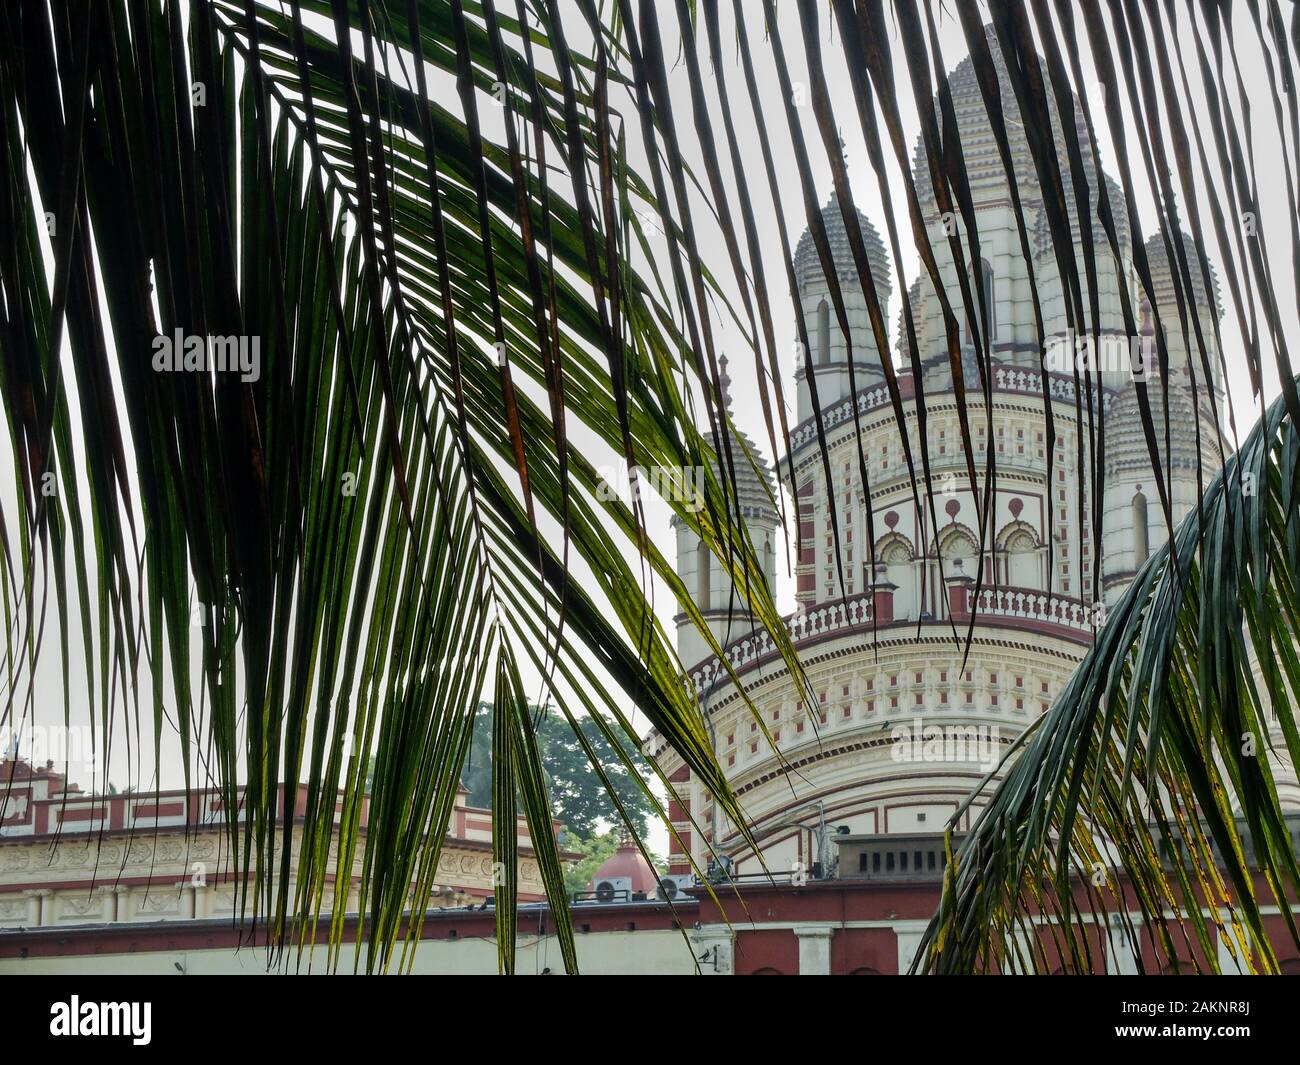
[590,840,659,894]
[1031,172,1131,260]
[1145,231,1221,320]
[914,24,1106,218]
[671,409,777,528]
[726,427,778,516]
[688,357,779,522]
[896,276,924,352]
[1105,382,1206,476]
[794,192,891,296]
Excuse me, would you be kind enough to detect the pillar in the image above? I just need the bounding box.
[95,885,116,922]
[691,926,735,975]
[22,889,44,927]
[871,566,897,625]
[894,920,930,974]
[944,559,974,622]
[794,924,834,975]
[1105,916,1139,975]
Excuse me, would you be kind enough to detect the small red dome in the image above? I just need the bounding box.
[590,841,659,893]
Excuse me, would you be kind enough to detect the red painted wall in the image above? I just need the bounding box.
[832,928,896,974]
[735,930,799,975]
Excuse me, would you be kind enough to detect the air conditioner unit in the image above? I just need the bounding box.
[655,874,696,901]
[593,876,632,904]
[705,855,734,883]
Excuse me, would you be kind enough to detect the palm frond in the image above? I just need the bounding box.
[920,379,1300,974]
[0,0,798,972]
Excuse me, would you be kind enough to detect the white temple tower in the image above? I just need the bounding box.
[672,359,781,669]
[1100,234,1226,606]
[793,194,892,418]
[650,28,1229,880]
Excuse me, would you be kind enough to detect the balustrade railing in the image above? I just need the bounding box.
[689,593,875,694]
[688,583,1094,695]
[966,585,1095,632]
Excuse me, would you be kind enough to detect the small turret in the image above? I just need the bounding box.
[793,192,893,420]
[1101,297,1223,604]
[674,357,780,668]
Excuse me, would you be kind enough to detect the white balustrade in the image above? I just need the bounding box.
[689,583,1092,695]
[966,585,1093,633]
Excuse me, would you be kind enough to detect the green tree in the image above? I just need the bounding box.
[462,702,656,838]
[561,832,620,899]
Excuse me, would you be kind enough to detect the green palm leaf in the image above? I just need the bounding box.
[919,380,1300,974]
[0,0,799,973]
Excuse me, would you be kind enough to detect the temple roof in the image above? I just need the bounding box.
[793,191,891,296]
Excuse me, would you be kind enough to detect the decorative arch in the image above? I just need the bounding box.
[997,520,1041,589]
[933,527,981,619]
[934,521,979,559]
[816,298,831,364]
[872,530,915,564]
[873,530,916,622]
[995,519,1041,552]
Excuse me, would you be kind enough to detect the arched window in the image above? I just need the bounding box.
[1004,528,1039,588]
[966,258,995,346]
[938,527,978,618]
[939,528,978,569]
[1132,491,1149,568]
[877,535,915,622]
[697,541,711,610]
[763,537,774,587]
[817,298,830,365]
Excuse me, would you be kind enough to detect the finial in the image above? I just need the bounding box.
[718,355,733,412]
[1139,296,1154,337]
